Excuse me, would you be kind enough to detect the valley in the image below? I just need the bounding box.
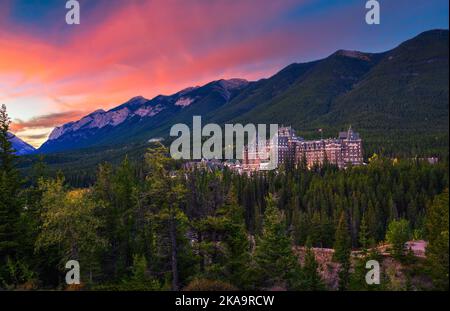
[16,30,447,160]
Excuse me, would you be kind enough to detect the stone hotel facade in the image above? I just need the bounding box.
[243,126,363,171]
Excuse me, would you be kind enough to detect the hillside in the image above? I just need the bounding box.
[7,132,36,155]
[229,30,448,155]
[22,29,449,177]
[39,79,249,153]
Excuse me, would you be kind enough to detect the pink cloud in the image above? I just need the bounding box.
[1,0,361,146]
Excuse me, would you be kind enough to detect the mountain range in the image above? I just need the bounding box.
[7,132,36,155]
[39,79,249,153]
[18,29,450,158]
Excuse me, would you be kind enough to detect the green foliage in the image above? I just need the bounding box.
[0,257,38,290]
[6,154,450,290]
[143,143,193,290]
[348,249,385,291]
[36,177,107,282]
[219,188,254,289]
[112,254,161,291]
[1,93,448,292]
[254,194,299,289]
[300,240,325,291]
[130,254,148,281]
[88,239,161,291]
[358,214,372,254]
[425,190,449,290]
[333,212,351,264]
[385,219,411,258]
[0,104,25,284]
[333,212,352,290]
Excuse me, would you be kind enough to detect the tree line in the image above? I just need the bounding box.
[1,104,448,290]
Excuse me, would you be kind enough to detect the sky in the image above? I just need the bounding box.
[0,0,448,147]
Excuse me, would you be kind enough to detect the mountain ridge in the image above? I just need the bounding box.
[36,29,448,157]
[39,78,249,153]
[7,132,36,155]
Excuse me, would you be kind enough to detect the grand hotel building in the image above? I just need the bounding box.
[242,126,363,171]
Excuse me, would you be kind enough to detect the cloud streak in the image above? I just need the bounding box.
[11,111,85,132]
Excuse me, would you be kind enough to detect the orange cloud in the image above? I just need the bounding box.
[1,1,304,102]
[1,0,360,147]
[10,111,86,132]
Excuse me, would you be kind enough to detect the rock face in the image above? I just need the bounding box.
[38,29,448,155]
[7,132,36,155]
[48,97,150,141]
[39,79,249,153]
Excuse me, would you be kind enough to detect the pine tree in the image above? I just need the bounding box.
[301,238,324,290]
[385,219,410,258]
[333,211,351,290]
[0,104,23,281]
[291,206,302,245]
[145,143,189,290]
[254,194,298,289]
[358,213,370,254]
[425,190,449,290]
[93,159,137,280]
[0,104,17,174]
[310,211,322,247]
[333,212,351,263]
[221,187,253,289]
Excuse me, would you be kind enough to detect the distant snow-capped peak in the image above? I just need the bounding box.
[175,97,194,107]
[48,96,167,141]
[46,78,250,142]
[7,132,36,155]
